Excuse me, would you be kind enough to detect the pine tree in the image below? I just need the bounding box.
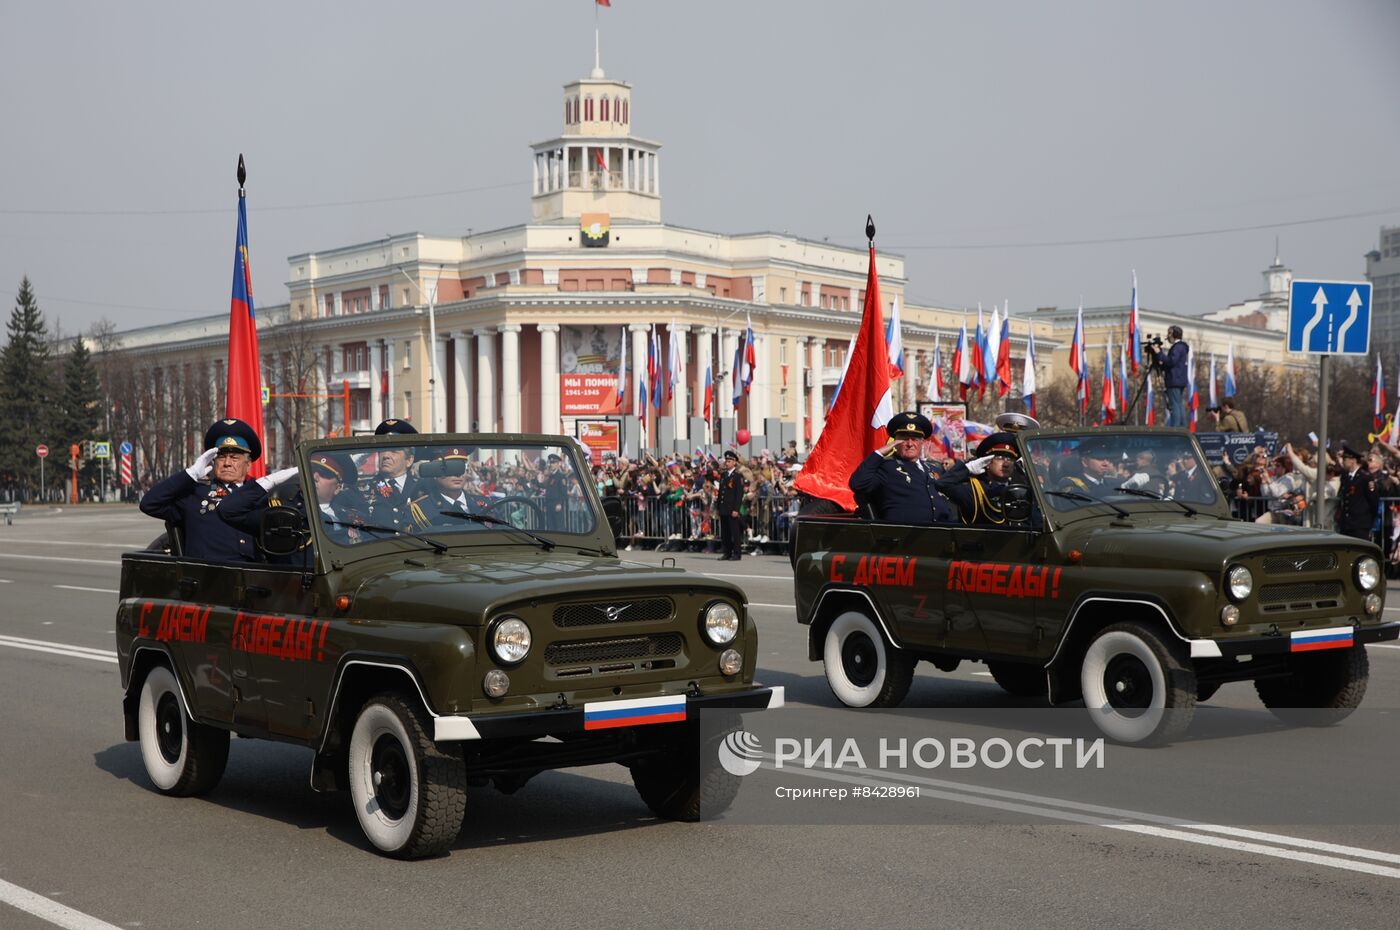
[0,277,55,500]
[58,335,104,496]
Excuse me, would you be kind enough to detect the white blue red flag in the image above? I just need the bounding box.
[1022,324,1037,418]
[1129,270,1141,374]
[885,295,904,377]
[227,168,266,478]
[1224,339,1236,397]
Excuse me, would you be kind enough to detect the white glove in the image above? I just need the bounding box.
[965,455,994,476]
[1122,472,1150,490]
[186,448,218,482]
[256,466,300,491]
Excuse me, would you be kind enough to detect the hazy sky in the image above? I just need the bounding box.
[2,0,1398,337]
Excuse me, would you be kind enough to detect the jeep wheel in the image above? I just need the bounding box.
[823,610,915,708]
[987,661,1048,698]
[631,725,741,821]
[1079,622,1197,745]
[1254,645,1368,726]
[347,693,466,859]
[137,665,228,796]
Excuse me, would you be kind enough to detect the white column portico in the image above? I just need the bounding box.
[369,339,384,423]
[384,341,396,418]
[433,336,449,432]
[475,328,497,433]
[499,324,522,433]
[629,323,650,432]
[668,323,689,441]
[720,329,740,421]
[808,336,825,449]
[793,337,809,445]
[452,334,471,431]
[696,326,716,442]
[538,323,560,434]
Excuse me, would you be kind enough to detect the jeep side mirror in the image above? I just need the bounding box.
[601,496,625,543]
[260,506,309,556]
[1004,485,1033,523]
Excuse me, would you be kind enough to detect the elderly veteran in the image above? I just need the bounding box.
[140,418,290,561]
[848,412,957,525]
[367,418,422,530]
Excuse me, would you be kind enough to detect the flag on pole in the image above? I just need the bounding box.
[731,335,745,410]
[996,303,1012,396]
[649,328,664,410]
[1208,354,1219,410]
[635,347,649,439]
[1224,339,1237,397]
[1102,333,1117,424]
[742,313,756,393]
[985,304,1001,394]
[1022,324,1037,418]
[1129,270,1141,374]
[885,295,905,377]
[793,240,894,510]
[1374,355,1386,431]
[1119,339,1129,424]
[1145,377,1156,426]
[932,335,945,402]
[1390,355,1400,445]
[1068,302,1087,412]
[614,325,627,405]
[702,364,713,423]
[1187,346,1199,432]
[972,306,987,399]
[953,315,972,400]
[596,0,610,6]
[227,165,266,478]
[667,325,682,401]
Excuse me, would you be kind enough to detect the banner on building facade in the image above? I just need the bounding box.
[581,212,610,248]
[561,325,627,415]
[576,419,621,463]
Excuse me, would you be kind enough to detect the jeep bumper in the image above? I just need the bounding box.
[1187,621,1400,660]
[431,685,786,742]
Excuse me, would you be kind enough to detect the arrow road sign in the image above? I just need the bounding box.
[1288,280,1373,355]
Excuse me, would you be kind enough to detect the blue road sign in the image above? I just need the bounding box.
[1288,279,1373,355]
[119,441,133,456]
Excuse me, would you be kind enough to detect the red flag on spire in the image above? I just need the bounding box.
[227,163,266,478]
[793,243,894,510]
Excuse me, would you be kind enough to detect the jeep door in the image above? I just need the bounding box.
[235,555,325,739]
[948,524,1047,658]
[862,521,985,654]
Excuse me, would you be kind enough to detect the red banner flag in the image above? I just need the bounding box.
[793,245,894,510]
[227,174,266,478]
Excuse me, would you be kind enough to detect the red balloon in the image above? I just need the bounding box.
[736,429,751,445]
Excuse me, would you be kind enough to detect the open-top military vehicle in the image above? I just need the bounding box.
[117,434,782,858]
[792,427,1396,744]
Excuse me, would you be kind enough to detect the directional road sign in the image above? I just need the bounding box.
[119,441,133,456]
[93,441,111,459]
[1288,279,1373,355]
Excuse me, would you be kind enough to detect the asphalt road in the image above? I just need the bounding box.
[2,506,1399,930]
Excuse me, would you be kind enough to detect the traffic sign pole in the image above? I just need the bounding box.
[1316,356,1329,529]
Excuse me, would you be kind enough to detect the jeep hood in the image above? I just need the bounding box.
[1074,518,1374,571]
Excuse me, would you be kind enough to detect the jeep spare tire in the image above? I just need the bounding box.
[1079,622,1197,745]
[823,610,915,708]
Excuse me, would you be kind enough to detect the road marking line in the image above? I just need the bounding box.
[0,579,11,583]
[0,553,117,566]
[0,877,125,930]
[0,538,144,549]
[0,635,117,664]
[1373,643,1400,651]
[699,572,792,581]
[971,671,993,677]
[52,585,119,594]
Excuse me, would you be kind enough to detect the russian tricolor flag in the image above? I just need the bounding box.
[583,694,687,730]
[1289,627,1354,653]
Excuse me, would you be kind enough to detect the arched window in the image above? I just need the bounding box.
[601,97,609,121]
[622,99,628,124]
[564,99,570,123]
[613,96,620,123]
[585,96,593,121]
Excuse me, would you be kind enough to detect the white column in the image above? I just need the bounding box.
[622,147,630,190]
[452,333,471,432]
[630,323,650,428]
[697,326,716,443]
[720,329,739,420]
[370,339,384,423]
[384,341,396,418]
[669,323,690,441]
[538,323,560,434]
[499,324,522,433]
[808,337,825,450]
[653,151,660,197]
[532,154,540,195]
[433,336,449,432]
[475,328,497,433]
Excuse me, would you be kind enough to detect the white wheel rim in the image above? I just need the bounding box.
[348,704,420,852]
[824,612,887,707]
[1081,630,1167,743]
[138,666,187,791]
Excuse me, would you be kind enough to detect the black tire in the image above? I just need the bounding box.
[631,725,742,821]
[1254,645,1369,726]
[137,665,228,796]
[987,661,1048,698]
[347,693,466,859]
[1078,622,1197,745]
[822,610,915,708]
[1196,682,1221,703]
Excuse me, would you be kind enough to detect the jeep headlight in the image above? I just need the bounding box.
[1226,565,1253,602]
[1356,557,1381,592]
[490,617,532,665]
[702,602,740,646]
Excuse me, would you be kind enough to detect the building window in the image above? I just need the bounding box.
[622,99,628,123]
[402,287,411,306]
[613,96,620,121]
[780,388,789,417]
[403,341,412,369]
[564,100,570,123]
[350,392,370,421]
[343,342,369,372]
[403,392,412,422]
[780,287,787,303]
[324,294,335,317]
[585,95,593,121]
[601,96,609,121]
[779,340,788,365]
[379,284,389,309]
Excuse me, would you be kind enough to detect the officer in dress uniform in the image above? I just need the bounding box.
[1337,443,1379,541]
[937,432,1040,527]
[717,449,748,560]
[848,412,957,525]
[541,453,572,531]
[409,446,492,528]
[367,419,422,530]
[1057,437,1120,498]
[139,418,270,561]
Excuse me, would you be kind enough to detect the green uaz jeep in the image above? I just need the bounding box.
[117,434,782,858]
[791,427,1395,745]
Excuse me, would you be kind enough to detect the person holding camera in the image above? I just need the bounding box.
[1152,326,1190,427]
[1210,396,1249,432]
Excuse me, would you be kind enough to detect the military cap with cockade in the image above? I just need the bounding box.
[975,431,1019,459]
[994,411,1041,432]
[374,418,418,436]
[309,451,355,482]
[203,418,262,462]
[886,411,933,440]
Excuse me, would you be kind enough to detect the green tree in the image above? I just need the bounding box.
[57,335,103,496]
[0,277,55,500]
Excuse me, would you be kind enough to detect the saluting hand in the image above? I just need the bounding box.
[186,448,218,482]
[257,466,300,491]
[965,455,995,476]
[878,439,898,456]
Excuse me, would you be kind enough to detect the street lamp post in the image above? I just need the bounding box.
[396,264,446,431]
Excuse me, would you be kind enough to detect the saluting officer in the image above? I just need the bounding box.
[938,432,1039,527]
[366,419,422,530]
[717,449,748,560]
[1337,443,1379,541]
[140,418,275,562]
[1058,437,1119,498]
[849,412,957,525]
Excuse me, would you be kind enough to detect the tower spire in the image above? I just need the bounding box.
[592,2,605,78]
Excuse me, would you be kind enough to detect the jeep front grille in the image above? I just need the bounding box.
[545,633,685,666]
[553,598,674,628]
[1261,552,1337,575]
[1258,580,1344,612]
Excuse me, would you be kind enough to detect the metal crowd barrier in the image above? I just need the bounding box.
[609,494,800,553]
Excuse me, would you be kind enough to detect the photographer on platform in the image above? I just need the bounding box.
[1210,396,1249,432]
[1152,326,1190,427]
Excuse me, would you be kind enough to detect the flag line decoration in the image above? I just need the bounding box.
[1391,356,1400,446]
[1129,270,1142,374]
[1022,323,1037,418]
[1102,332,1116,424]
[583,695,686,731]
[996,302,1012,396]
[702,364,713,424]
[614,325,627,406]
[885,295,905,378]
[1068,302,1087,412]
[1209,354,1219,411]
[932,334,945,402]
[1224,339,1237,397]
[227,154,266,479]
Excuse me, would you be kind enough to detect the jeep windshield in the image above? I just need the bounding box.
[306,439,596,546]
[1024,431,1220,512]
